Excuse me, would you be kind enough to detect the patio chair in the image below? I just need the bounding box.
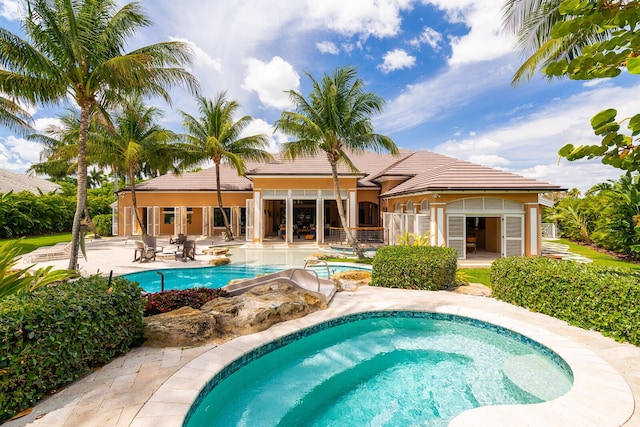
[133,241,156,263]
[144,235,163,254]
[466,235,477,254]
[169,233,187,245]
[175,240,196,262]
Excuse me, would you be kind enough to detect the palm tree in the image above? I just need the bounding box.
[502,0,608,83]
[180,92,273,240]
[275,66,398,259]
[94,97,181,238]
[0,0,198,270]
[0,96,33,133]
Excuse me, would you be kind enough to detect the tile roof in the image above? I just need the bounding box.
[135,164,254,192]
[380,157,564,196]
[127,149,564,194]
[0,169,61,194]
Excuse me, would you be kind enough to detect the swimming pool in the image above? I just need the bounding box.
[122,264,369,293]
[184,311,573,426]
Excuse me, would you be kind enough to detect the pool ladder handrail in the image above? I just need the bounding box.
[303,259,331,280]
[288,267,321,293]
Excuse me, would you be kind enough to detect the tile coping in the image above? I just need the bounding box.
[131,290,634,427]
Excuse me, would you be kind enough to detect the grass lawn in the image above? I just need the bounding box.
[458,268,490,286]
[553,238,640,270]
[1,233,72,255]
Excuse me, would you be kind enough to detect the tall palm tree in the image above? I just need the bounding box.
[94,98,181,238]
[0,0,198,270]
[180,92,273,240]
[275,66,398,259]
[502,0,608,84]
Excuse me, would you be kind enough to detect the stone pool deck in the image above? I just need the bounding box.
[6,285,640,427]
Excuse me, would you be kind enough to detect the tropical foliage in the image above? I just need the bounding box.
[180,92,272,240]
[0,0,198,270]
[504,0,640,172]
[276,66,398,258]
[0,186,114,238]
[547,173,640,258]
[0,240,76,300]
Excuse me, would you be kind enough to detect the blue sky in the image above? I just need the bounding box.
[1,0,638,193]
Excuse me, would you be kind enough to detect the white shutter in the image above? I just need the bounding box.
[383,212,391,244]
[245,199,253,242]
[404,213,415,239]
[392,213,403,245]
[112,205,119,236]
[124,206,132,236]
[447,215,465,259]
[153,206,160,236]
[503,215,524,257]
[174,207,181,236]
[416,214,430,237]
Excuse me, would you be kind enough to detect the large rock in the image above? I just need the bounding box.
[143,281,326,347]
[333,270,371,292]
[144,306,217,347]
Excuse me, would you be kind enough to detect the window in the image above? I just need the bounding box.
[420,199,430,213]
[213,207,231,227]
[394,201,403,213]
[163,208,174,225]
[406,200,414,214]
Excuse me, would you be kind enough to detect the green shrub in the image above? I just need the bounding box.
[142,287,229,316]
[371,246,457,290]
[491,257,640,346]
[93,214,112,236]
[0,276,144,421]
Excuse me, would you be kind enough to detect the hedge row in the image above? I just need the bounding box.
[491,257,640,346]
[371,246,458,290]
[0,276,144,421]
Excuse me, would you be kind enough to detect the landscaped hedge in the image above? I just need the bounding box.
[491,257,640,346]
[371,246,458,290]
[0,276,144,422]
[93,213,112,236]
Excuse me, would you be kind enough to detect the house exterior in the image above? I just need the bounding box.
[114,149,564,259]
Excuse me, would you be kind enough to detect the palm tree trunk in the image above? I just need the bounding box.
[130,167,147,238]
[68,104,90,270]
[216,163,233,240]
[330,161,365,259]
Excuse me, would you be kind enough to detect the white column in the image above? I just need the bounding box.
[286,196,293,243]
[253,192,261,242]
[349,191,357,228]
[436,207,445,246]
[317,197,323,243]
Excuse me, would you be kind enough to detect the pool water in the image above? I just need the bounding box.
[122,264,368,293]
[185,313,573,426]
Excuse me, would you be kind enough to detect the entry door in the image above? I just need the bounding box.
[447,215,465,258]
[502,215,524,257]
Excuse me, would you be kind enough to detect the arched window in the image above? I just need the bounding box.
[406,200,414,214]
[420,199,430,213]
[394,201,403,213]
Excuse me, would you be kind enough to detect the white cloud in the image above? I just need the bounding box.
[316,41,340,55]
[408,26,442,50]
[33,117,62,132]
[423,0,515,65]
[378,49,416,73]
[242,56,300,110]
[432,82,640,192]
[170,37,222,73]
[378,58,513,131]
[306,0,413,39]
[240,118,285,153]
[0,0,20,21]
[0,135,42,172]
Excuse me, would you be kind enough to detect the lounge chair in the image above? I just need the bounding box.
[169,233,187,245]
[133,241,156,263]
[175,240,196,262]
